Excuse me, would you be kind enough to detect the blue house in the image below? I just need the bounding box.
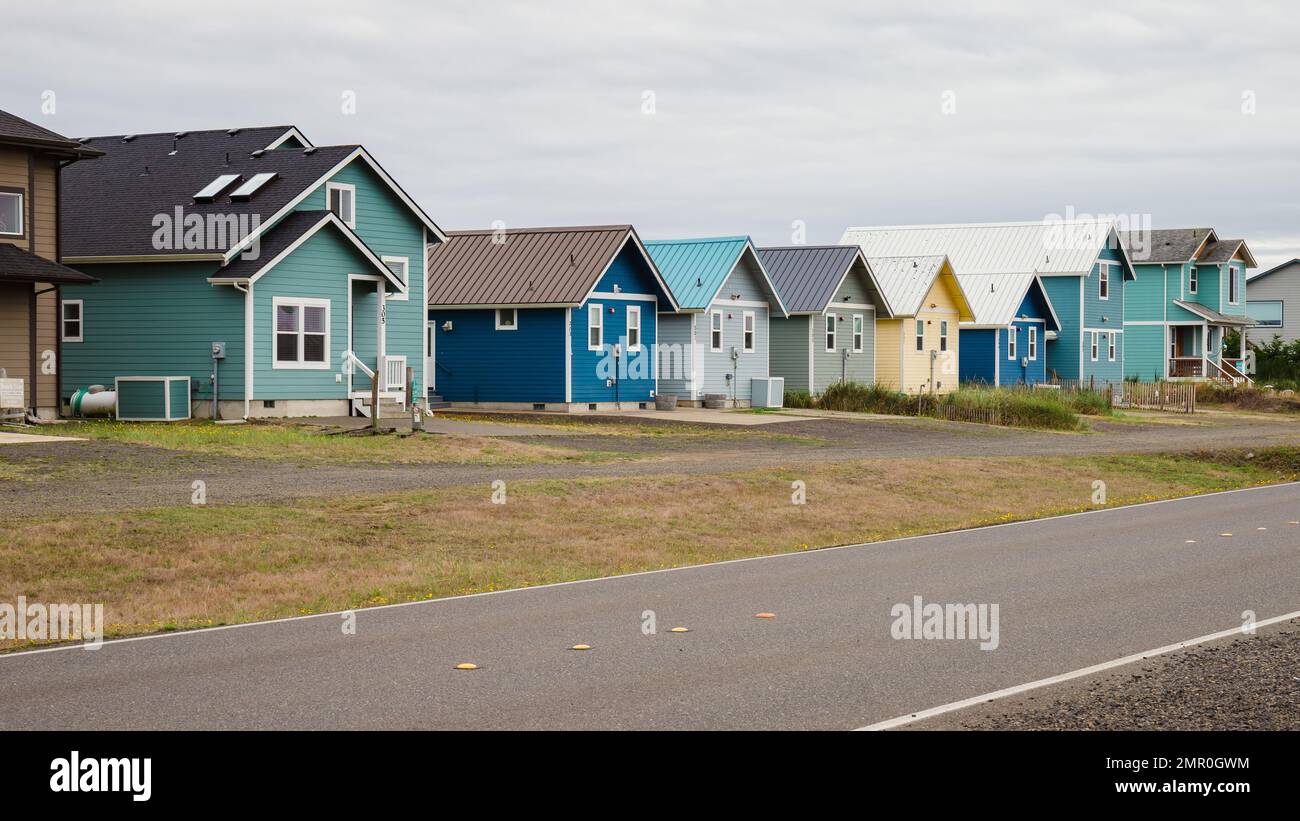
[645,237,787,406]
[425,225,680,411]
[957,273,1060,386]
[58,125,445,419]
[842,219,1136,385]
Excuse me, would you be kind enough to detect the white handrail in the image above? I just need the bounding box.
[342,350,375,380]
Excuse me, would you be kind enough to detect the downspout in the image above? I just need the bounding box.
[233,281,252,419]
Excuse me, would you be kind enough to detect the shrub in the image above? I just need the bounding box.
[817,382,915,414]
[783,389,815,409]
[1068,390,1111,416]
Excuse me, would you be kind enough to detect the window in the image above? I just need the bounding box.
[229,172,278,200]
[1098,263,1110,300]
[61,300,83,342]
[852,314,864,353]
[193,174,240,202]
[1247,300,1283,327]
[1027,326,1037,360]
[1170,331,1177,360]
[1108,333,1117,362]
[0,189,23,237]
[273,298,329,368]
[382,256,409,300]
[914,319,924,352]
[742,311,754,353]
[627,306,642,351]
[825,314,836,352]
[711,310,724,352]
[587,304,603,350]
[326,182,356,228]
[1090,331,1099,362]
[1188,266,1198,294]
[1007,326,1016,360]
[495,308,517,330]
[1228,266,1240,304]
[939,321,949,352]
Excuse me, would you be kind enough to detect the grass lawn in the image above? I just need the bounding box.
[3,446,1297,650]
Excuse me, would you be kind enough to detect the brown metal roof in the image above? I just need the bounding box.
[427,225,638,307]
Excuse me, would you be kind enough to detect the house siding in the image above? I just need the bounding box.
[812,306,875,392]
[877,273,963,394]
[655,312,694,398]
[695,253,772,403]
[426,307,567,404]
[1247,263,1300,345]
[769,314,810,392]
[60,263,243,408]
[959,328,998,385]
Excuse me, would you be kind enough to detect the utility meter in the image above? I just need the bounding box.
[211,342,226,359]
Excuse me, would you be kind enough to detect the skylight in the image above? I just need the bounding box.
[229,173,278,200]
[194,174,241,202]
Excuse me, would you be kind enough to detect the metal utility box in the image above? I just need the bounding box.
[750,376,785,409]
[115,376,193,421]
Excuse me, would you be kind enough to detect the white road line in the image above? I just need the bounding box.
[3,480,1297,661]
[856,609,1300,731]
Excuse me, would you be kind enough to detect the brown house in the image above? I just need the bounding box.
[0,110,102,419]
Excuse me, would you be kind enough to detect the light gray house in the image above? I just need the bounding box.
[758,245,892,394]
[1247,259,1300,346]
[646,236,787,406]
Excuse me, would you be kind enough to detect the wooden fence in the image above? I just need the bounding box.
[1045,378,1196,413]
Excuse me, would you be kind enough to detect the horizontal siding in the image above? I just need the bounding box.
[1125,325,1165,382]
[428,307,566,403]
[769,315,809,392]
[813,307,874,393]
[958,328,996,385]
[0,284,30,405]
[655,312,694,398]
[875,318,902,390]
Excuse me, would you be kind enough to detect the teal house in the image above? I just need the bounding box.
[1121,228,1256,383]
[645,236,787,407]
[59,125,445,419]
[842,219,1136,385]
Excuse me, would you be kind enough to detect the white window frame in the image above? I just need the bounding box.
[587,303,603,351]
[914,319,924,352]
[1098,263,1110,301]
[272,297,331,369]
[495,307,518,331]
[60,299,84,342]
[1028,326,1037,361]
[711,309,724,352]
[325,182,357,228]
[1108,332,1117,362]
[1007,325,1017,360]
[742,310,755,353]
[381,255,409,301]
[0,190,24,237]
[1188,266,1197,295]
[825,314,837,352]
[1090,330,1100,362]
[627,305,642,351]
[1247,299,1284,327]
[1228,265,1240,305]
[939,320,949,352]
[851,314,864,353]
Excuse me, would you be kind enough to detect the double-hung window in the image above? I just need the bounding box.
[1090,331,1100,362]
[0,189,23,237]
[627,306,642,351]
[939,321,949,352]
[742,311,754,353]
[851,314,864,353]
[1027,326,1037,360]
[711,310,724,351]
[1228,266,1240,304]
[914,319,924,352]
[61,300,83,342]
[1098,263,1110,300]
[1108,333,1117,362]
[825,315,836,352]
[1188,266,1198,295]
[587,304,603,350]
[274,298,329,368]
[1007,326,1017,360]
[326,182,356,228]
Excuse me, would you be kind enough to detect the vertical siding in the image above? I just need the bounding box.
[426,307,566,403]
[60,263,244,403]
[769,315,809,392]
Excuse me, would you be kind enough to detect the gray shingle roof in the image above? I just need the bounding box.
[1198,239,1246,264]
[0,244,98,284]
[60,127,356,258]
[428,225,666,308]
[1122,228,1215,264]
[757,245,864,314]
[0,109,103,157]
[1172,300,1255,326]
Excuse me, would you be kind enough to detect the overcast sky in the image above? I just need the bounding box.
[10,1,1300,269]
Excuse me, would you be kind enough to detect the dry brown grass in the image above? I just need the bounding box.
[1,451,1292,649]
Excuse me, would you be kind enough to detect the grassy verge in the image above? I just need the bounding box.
[45,419,617,465]
[4,447,1297,650]
[788,382,1112,430]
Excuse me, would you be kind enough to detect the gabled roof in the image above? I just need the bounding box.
[959,272,1060,331]
[864,254,973,319]
[0,109,103,158]
[210,210,404,290]
[757,244,891,316]
[61,126,446,259]
[1172,300,1256,326]
[644,236,787,315]
[1122,228,1216,264]
[1248,258,1300,283]
[0,244,98,285]
[842,219,1135,280]
[426,225,679,310]
[1198,239,1257,268]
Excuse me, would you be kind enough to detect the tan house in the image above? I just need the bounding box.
[863,255,973,394]
[0,110,102,419]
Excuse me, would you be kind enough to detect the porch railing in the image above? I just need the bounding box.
[384,356,407,393]
[1168,357,1203,378]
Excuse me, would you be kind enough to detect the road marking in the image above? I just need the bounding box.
[754,612,776,619]
[669,627,690,633]
[855,609,1300,731]
[571,644,591,651]
[3,481,1297,661]
[454,663,479,671]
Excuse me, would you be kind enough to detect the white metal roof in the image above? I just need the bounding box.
[863,254,960,317]
[841,219,1121,278]
[959,272,1060,329]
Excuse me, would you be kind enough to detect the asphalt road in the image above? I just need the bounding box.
[3,482,1299,730]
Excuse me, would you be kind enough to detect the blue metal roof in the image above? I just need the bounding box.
[644,236,751,311]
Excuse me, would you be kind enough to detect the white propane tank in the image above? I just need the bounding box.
[71,385,116,417]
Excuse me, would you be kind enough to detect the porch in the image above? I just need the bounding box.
[1166,322,1250,385]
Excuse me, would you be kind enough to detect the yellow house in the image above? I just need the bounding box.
[864,255,973,394]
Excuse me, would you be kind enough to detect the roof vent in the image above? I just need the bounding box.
[77,137,90,144]
[303,146,318,156]
[174,131,188,139]
[250,149,266,159]
[168,138,178,156]
[569,253,575,266]
[141,165,150,176]
[696,277,703,287]
[227,128,241,136]
[122,135,135,142]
